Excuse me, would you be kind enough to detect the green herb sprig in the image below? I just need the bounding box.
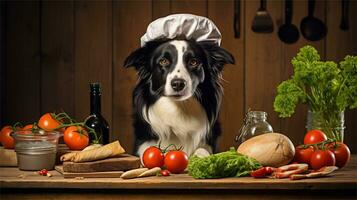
[274,46,357,140]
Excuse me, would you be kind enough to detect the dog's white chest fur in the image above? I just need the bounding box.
[142,97,209,156]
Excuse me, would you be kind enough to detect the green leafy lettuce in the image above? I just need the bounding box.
[188,148,261,179]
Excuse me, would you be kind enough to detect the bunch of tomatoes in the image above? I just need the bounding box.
[142,145,189,175]
[294,130,351,170]
[0,112,96,151]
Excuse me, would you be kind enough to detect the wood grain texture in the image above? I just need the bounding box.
[113,0,152,154]
[4,1,41,124]
[279,0,326,145]
[41,1,74,116]
[1,155,357,190]
[153,0,170,20]
[0,2,5,126]
[325,0,357,152]
[171,0,207,16]
[0,148,17,167]
[245,0,283,134]
[62,154,140,173]
[208,0,245,151]
[74,0,113,134]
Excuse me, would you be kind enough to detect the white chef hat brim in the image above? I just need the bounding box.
[141,14,222,47]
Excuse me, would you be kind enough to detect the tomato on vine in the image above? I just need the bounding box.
[310,150,336,170]
[304,130,327,145]
[294,145,315,164]
[164,150,188,174]
[22,124,34,131]
[0,126,14,149]
[63,126,89,150]
[38,113,61,131]
[142,146,165,169]
[327,142,350,168]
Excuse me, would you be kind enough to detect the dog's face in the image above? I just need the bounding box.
[124,40,234,101]
[151,40,205,100]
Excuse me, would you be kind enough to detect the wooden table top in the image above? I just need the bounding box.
[1,155,356,190]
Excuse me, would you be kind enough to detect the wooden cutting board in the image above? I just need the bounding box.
[55,166,124,178]
[62,154,141,173]
[0,147,17,167]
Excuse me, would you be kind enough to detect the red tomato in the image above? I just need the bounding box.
[22,124,33,131]
[327,142,350,168]
[38,113,61,131]
[310,150,336,170]
[304,130,327,145]
[142,146,164,169]
[63,126,89,150]
[0,126,14,149]
[294,145,315,164]
[164,150,188,174]
[250,167,276,178]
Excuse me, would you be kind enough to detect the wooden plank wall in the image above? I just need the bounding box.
[1,0,356,153]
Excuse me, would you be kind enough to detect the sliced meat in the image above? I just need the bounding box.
[274,163,308,179]
[290,166,338,180]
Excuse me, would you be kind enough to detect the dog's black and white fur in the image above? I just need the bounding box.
[124,39,234,158]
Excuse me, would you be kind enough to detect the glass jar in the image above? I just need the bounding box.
[12,130,62,171]
[306,109,345,142]
[235,111,273,144]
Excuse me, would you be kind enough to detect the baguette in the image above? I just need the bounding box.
[61,140,125,163]
[138,167,161,177]
[121,168,149,179]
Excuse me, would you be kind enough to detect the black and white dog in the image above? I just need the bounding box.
[124,39,234,158]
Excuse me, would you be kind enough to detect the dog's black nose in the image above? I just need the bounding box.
[171,78,186,92]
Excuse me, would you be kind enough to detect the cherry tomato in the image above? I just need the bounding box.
[294,145,315,164]
[142,146,164,169]
[38,169,48,176]
[304,130,327,145]
[310,150,336,170]
[327,142,350,168]
[38,113,61,131]
[0,126,14,149]
[164,150,188,174]
[160,169,170,176]
[63,126,89,150]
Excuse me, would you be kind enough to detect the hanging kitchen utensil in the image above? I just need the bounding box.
[340,0,349,30]
[234,0,241,38]
[278,0,299,44]
[251,0,274,33]
[300,0,327,41]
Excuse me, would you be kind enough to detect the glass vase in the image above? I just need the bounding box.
[306,109,345,142]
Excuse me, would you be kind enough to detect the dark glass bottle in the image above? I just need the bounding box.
[85,82,110,144]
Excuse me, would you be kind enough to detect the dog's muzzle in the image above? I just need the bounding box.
[171,78,186,92]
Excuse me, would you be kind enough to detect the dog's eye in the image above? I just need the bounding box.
[159,58,170,66]
[189,59,200,67]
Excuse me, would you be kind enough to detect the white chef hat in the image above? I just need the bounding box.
[140,14,222,47]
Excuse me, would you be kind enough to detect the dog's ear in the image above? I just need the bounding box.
[124,47,148,69]
[199,42,235,71]
[124,40,164,70]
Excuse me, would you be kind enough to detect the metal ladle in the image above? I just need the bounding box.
[300,0,327,41]
[278,0,299,44]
